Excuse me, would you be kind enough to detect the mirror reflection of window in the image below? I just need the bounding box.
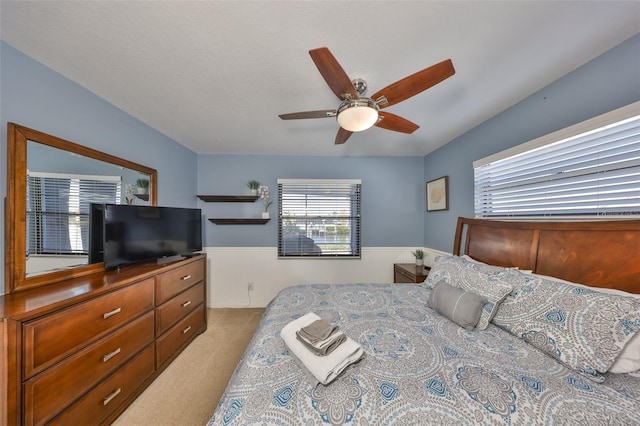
[26,171,121,274]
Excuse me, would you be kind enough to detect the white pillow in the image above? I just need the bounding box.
[609,332,640,374]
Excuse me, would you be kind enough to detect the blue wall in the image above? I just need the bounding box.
[197,155,425,247]
[2,32,639,286]
[0,41,198,289]
[423,33,640,252]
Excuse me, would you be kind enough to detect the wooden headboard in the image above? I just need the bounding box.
[453,217,640,294]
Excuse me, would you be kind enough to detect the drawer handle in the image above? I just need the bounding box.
[103,347,121,363]
[181,300,192,308]
[103,388,122,406]
[103,307,122,319]
[182,326,192,334]
[181,274,192,281]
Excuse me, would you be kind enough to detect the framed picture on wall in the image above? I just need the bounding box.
[426,176,449,211]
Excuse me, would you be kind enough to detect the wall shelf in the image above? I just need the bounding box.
[197,195,259,202]
[199,194,264,224]
[134,193,149,201]
[208,218,270,225]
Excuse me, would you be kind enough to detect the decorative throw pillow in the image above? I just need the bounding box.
[424,255,515,330]
[514,272,640,375]
[428,280,486,330]
[492,271,640,382]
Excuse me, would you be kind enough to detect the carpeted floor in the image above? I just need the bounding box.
[112,308,265,426]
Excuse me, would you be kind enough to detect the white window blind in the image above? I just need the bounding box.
[278,179,361,258]
[474,102,640,219]
[26,171,121,255]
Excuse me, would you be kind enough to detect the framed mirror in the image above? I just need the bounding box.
[5,123,157,293]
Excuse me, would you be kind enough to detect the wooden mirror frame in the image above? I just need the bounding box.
[5,123,158,293]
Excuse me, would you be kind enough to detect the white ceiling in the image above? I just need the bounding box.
[1,1,639,157]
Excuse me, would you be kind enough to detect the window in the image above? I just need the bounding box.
[474,102,640,219]
[27,172,121,255]
[278,179,361,258]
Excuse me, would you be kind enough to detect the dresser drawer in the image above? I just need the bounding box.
[155,305,205,369]
[48,345,155,426]
[23,278,154,378]
[23,312,154,425]
[156,282,205,335]
[155,259,205,304]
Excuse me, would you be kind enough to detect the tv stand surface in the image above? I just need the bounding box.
[157,254,186,265]
[0,254,207,425]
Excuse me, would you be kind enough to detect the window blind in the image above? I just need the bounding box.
[474,102,640,219]
[27,171,121,256]
[278,179,361,258]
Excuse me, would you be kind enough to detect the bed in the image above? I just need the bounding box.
[208,217,640,425]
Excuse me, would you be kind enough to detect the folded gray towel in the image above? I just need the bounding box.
[296,330,347,356]
[298,319,339,343]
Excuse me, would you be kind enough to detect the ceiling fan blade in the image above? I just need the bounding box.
[309,47,358,100]
[279,110,336,120]
[375,112,419,134]
[372,59,455,109]
[335,127,353,145]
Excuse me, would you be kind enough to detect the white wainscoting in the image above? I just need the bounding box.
[203,246,447,308]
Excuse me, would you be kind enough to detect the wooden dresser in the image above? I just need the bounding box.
[393,263,430,283]
[0,254,207,425]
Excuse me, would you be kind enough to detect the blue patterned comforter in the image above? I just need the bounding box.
[208,284,640,425]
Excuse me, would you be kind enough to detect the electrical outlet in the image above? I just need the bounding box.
[247,282,254,291]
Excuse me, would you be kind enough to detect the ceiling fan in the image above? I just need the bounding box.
[279,47,455,145]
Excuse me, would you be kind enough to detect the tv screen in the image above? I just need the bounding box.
[102,204,202,269]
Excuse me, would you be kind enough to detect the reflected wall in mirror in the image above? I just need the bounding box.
[5,123,157,294]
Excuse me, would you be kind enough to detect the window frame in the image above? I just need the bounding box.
[277,178,362,259]
[473,101,640,220]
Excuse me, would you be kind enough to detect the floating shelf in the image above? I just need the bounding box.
[134,193,149,201]
[197,195,259,202]
[199,194,265,224]
[208,218,270,225]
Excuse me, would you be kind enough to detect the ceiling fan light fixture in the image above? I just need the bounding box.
[336,98,379,132]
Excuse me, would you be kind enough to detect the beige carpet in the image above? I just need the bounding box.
[112,308,264,426]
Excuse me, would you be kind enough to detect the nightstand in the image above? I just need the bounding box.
[394,263,430,283]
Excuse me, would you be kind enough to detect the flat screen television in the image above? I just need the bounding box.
[99,204,202,269]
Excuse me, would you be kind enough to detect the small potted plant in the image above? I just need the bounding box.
[412,249,425,267]
[247,180,260,196]
[136,178,150,195]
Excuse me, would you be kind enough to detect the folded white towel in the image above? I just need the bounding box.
[281,312,364,385]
